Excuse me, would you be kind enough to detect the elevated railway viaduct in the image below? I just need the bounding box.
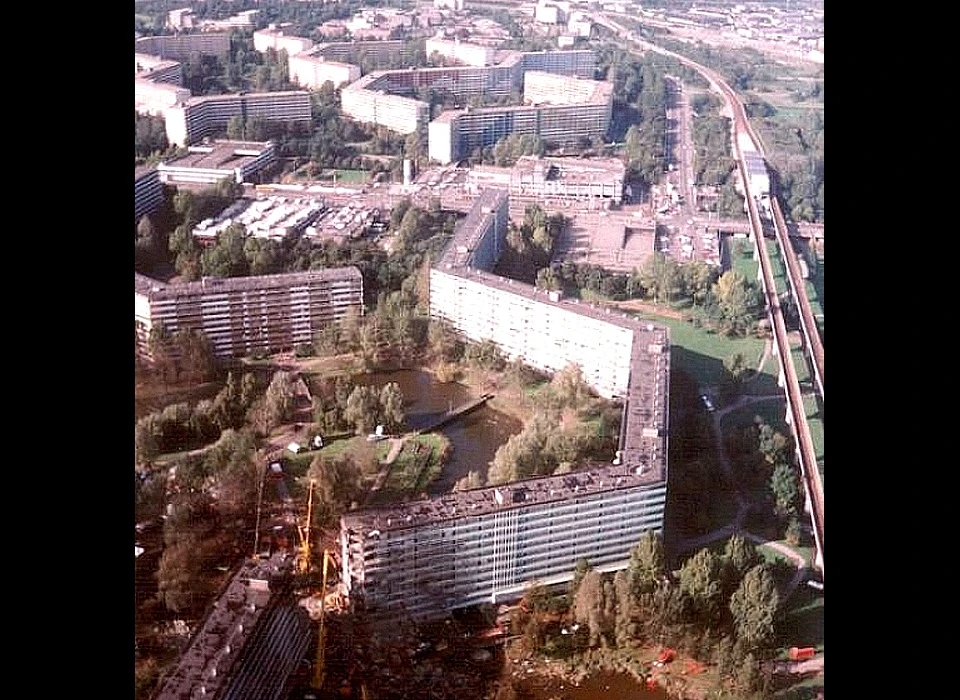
[594,12,824,577]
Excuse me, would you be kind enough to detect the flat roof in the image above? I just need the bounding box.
[160,141,274,170]
[136,267,362,300]
[342,461,664,534]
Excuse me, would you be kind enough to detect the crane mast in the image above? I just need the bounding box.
[295,479,316,576]
[312,549,331,689]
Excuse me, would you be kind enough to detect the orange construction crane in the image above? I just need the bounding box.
[312,548,334,689]
[295,480,317,576]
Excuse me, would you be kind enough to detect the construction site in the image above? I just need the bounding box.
[147,473,509,700]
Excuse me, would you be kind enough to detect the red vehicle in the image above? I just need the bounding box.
[653,648,676,667]
[789,647,816,662]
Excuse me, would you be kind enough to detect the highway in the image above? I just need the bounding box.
[593,13,824,576]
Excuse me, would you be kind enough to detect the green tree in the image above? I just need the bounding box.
[573,569,615,648]
[172,328,217,383]
[770,462,801,519]
[249,371,298,435]
[712,270,762,337]
[535,266,560,292]
[226,114,246,140]
[640,252,682,304]
[627,530,666,597]
[308,453,363,523]
[678,548,723,626]
[730,564,779,652]
[723,534,760,584]
[378,382,406,434]
[201,223,249,278]
[344,384,381,435]
[453,470,484,491]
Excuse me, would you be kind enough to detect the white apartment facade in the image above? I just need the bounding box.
[164,91,313,147]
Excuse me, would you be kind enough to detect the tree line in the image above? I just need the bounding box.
[512,531,785,698]
[536,253,765,339]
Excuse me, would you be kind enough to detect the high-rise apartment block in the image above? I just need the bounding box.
[428,74,612,164]
[340,190,670,620]
[164,91,313,147]
[135,268,364,361]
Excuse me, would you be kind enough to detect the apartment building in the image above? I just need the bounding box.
[135,166,165,222]
[289,48,361,90]
[164,90,313,147]
[252,27,315,57]
[523,70,606,105]
[134,33,230,61]
[156,140,278,186]
[135,53,182,84]
[136,77,192,117]
[314,40,407,66]
[341,49,593,138]
[341,74,430,135]
[341,463,668,618]
[425,36,497,67]
[340,188,670,619]
[135,267,363,360]
[521,49,596,80]
[427,88,612,165]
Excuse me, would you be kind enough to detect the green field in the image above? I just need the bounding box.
[646,315,775,391]
[328,169,369,183]
[725,235,759,283]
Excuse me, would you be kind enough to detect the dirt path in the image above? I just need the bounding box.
[364,435,411,504]
[604,298,685,319]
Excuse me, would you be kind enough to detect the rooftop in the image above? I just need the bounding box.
[342,460,664,535]
[159,140,275,171]
[135,267,362,300]
[154,552,293,700]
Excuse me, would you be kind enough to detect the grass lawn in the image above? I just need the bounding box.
[724,236,759,283]
[803,395,824,469]
[327,169,369,183]
[776,583,824,653]
[765,240,789,296]
[373,434,451,502]
[642,314,771,390]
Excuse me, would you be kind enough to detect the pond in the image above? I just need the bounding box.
[513,670,672,699]
[358,369,523,494]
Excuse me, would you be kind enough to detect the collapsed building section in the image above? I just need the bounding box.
[154,553,312,700]
[340,189,670,620]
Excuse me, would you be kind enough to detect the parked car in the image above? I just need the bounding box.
[699,394,715,412]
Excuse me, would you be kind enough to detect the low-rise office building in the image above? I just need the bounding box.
[157,140,278,187]
[465,155,625,205]
[135,267,363,360]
